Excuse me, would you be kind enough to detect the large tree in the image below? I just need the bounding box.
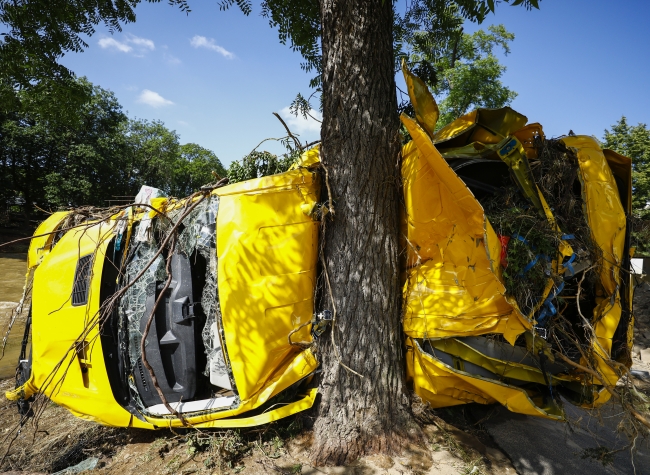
[311,0,413,463]
[0,77,130,213]
[0,0,540,464]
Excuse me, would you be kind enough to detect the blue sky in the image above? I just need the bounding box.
[61,0,650,166]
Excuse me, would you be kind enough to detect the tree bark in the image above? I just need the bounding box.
[312,0,419,465]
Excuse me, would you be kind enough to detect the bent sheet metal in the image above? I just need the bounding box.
[401,64,632,419]
[8,166,322,428]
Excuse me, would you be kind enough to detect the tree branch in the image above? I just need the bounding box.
[273,112,303,151]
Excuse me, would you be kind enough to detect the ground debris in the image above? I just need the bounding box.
[51,456,99,475]
[0,376,517,475]
[0,379,128,473]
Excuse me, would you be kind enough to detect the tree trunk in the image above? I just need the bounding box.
[312,0,419,465]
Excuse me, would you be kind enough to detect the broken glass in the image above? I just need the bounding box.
[177,197,233,390]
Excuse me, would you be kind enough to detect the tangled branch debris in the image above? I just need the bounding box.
[480,136,650,441]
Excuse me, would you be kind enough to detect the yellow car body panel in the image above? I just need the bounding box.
[27,210,70,269]
[215,169,320,403]
[398,66,631,418]
[401,114,531,345]
[402,60,439,138]
[20,220,133,427]
[407,338,563,419]
[561,136,629,391]
[432,107,528,149]
[8,164,321,428]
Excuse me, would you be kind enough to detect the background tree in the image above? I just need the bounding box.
[41,80,131,209]
[0,78,224,219]
[396,3,517,128]
[123,119,181,194]
[226,150,294,183]
[174,143,227,195]
[429,25,517,126]
[602,116,650,218]
[0,78,129,213]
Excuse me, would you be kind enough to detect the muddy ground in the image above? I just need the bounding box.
[1,267,650,474]
[0,373,518,475]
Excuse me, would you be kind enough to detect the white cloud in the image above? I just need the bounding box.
[137,90,174,108]
[98,37,132,53]
[126,34,155,51]
[279,106,322,135]
[98,34,154,55]
[190,35,234,59]
[165,53,182,65]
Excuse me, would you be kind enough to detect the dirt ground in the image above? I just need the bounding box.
[0,374,517,475]
[2,283,650,475]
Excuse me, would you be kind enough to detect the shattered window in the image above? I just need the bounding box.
[118,195,235,414]
[177,197,233,390]
[118,240,166,383]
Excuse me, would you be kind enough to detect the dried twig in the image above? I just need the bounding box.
[272,112,303,152]
[553,351,650,430]
[0,202,171,250]
[287,321,313,350]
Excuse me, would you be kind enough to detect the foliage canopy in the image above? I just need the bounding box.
[0,77,225,218]
[602,116,650,219]
[400,22,517,127]
[0,0,189,89]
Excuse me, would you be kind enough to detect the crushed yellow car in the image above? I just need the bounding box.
[8,169,322,428]
[401,65,632,419]
[7,68,632,427]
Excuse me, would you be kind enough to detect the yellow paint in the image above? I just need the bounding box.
[399,65,631,418]
[27,211,70,269]
[402,122,630,415]
[407,338,563,419]
[426,338,575,386]
[562,136,628,390]
[433,107,527,148]
[289,145,321,170]
[212,166,321,408]
[15,220,133,426]
[9,164,321,428]
[401,113,531,346]
[402,59,439,138]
